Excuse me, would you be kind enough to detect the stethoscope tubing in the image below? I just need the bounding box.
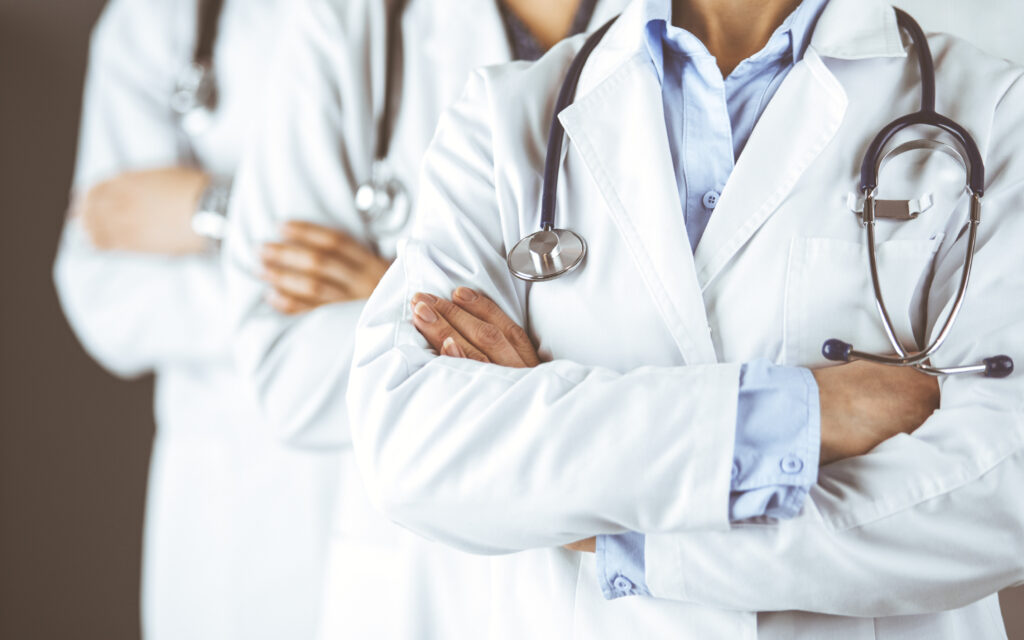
[538,16,618,231]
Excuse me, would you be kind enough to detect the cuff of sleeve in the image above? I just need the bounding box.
[596,533,651,600]
[730,362,821,521]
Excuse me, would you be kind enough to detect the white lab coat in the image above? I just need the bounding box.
[53,1,337,638]
[348,0,1024,637]
[223,1,631,637]
[894,0,1024,65]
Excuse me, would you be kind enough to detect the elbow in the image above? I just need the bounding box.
[347,365,480,552]
[53,243,150,379]
[367,461,500,556]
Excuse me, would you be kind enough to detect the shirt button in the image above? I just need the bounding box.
[781,455,804,474]
[612,576,635,593]
[731,461,740,480]
[702,190,721,209]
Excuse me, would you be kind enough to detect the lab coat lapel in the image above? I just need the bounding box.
[691,0,906,288]
[691,50,847,289]
[560,57,719,365]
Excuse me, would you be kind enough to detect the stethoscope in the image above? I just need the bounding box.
[171,0,224,137]
[354,0,414,251]
[821,8,1012,378]
[512,9,1013,379]
[507,17,617,282]
[356,0,602,252]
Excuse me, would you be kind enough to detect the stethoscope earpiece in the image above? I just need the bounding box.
[821,12,1012,378]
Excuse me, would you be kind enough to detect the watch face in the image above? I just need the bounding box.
[191,210,227,240]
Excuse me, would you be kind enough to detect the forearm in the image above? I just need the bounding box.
[54,221,231,376]
[348,255,743,555]
[646,419,1024,615]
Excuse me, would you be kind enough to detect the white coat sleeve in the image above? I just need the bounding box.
[644,73,1024,616]
[223,0,376,448]
[53,0,232,378]
[347,70,744,556]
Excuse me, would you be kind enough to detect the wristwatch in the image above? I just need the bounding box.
[191,178,232,241]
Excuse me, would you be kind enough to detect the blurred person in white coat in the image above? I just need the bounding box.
[347,0,1024,637]
[223,0,630,637]
[53,1,340,638]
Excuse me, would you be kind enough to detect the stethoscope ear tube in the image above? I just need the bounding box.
[860,10,985,196]
[824,193,1014,378]
[825,10,1011,378]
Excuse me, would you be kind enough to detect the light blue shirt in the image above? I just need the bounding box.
[597,0,830,600]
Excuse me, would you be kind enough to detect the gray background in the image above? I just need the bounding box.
[0,0,1020,638]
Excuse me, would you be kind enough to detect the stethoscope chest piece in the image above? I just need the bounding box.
[355,163,412,236]
[508,227,587,282]
[171,62,217,135]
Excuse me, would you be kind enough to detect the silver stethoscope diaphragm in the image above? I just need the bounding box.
[507,227,587,282]
[171,61,217,136]
[506,17,618,284]
[355,162,412,237]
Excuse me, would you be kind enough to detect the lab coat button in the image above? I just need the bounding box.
[781,455,804,474]
[702,190,721,209]
[612,576,635,593]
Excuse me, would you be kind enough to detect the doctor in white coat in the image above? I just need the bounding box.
[223,0,629,637]
[53,1,338,638]
[348,0,1024,637]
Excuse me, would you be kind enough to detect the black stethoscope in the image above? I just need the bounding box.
[353,0,414,248]
[171,0,224,136]
[515,9,1012,378]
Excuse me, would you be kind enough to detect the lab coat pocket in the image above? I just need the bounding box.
[783,235,943,368]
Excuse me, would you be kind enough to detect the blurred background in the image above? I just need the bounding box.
[0,1,1020,638]
[2,1,152,638]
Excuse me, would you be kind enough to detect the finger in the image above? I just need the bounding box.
[409,296,489,363]
[266,290,316,315]
[281,221,378,265]
[261,264,350,305]
[451,288,540,367]
[418,294,526,367]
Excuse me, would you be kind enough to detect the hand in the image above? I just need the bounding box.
[815,361,940,465]
[409,288,540,367]
[73,167,210,254]
[260,221,391,314]
[411,288,601,550]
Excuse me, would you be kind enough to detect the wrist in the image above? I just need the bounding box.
[814,368,845,465]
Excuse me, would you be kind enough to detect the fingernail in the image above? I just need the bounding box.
[413,301,437,323]
[442,337,463,358]
[412,293,438,305]
[454,287,478,302]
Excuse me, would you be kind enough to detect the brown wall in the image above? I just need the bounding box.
[1,1,153,638]
[0,1,1020,639]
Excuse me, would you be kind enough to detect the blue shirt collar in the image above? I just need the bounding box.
[642,0,831,83]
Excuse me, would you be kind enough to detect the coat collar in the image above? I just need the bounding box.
[572,0,907,100]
